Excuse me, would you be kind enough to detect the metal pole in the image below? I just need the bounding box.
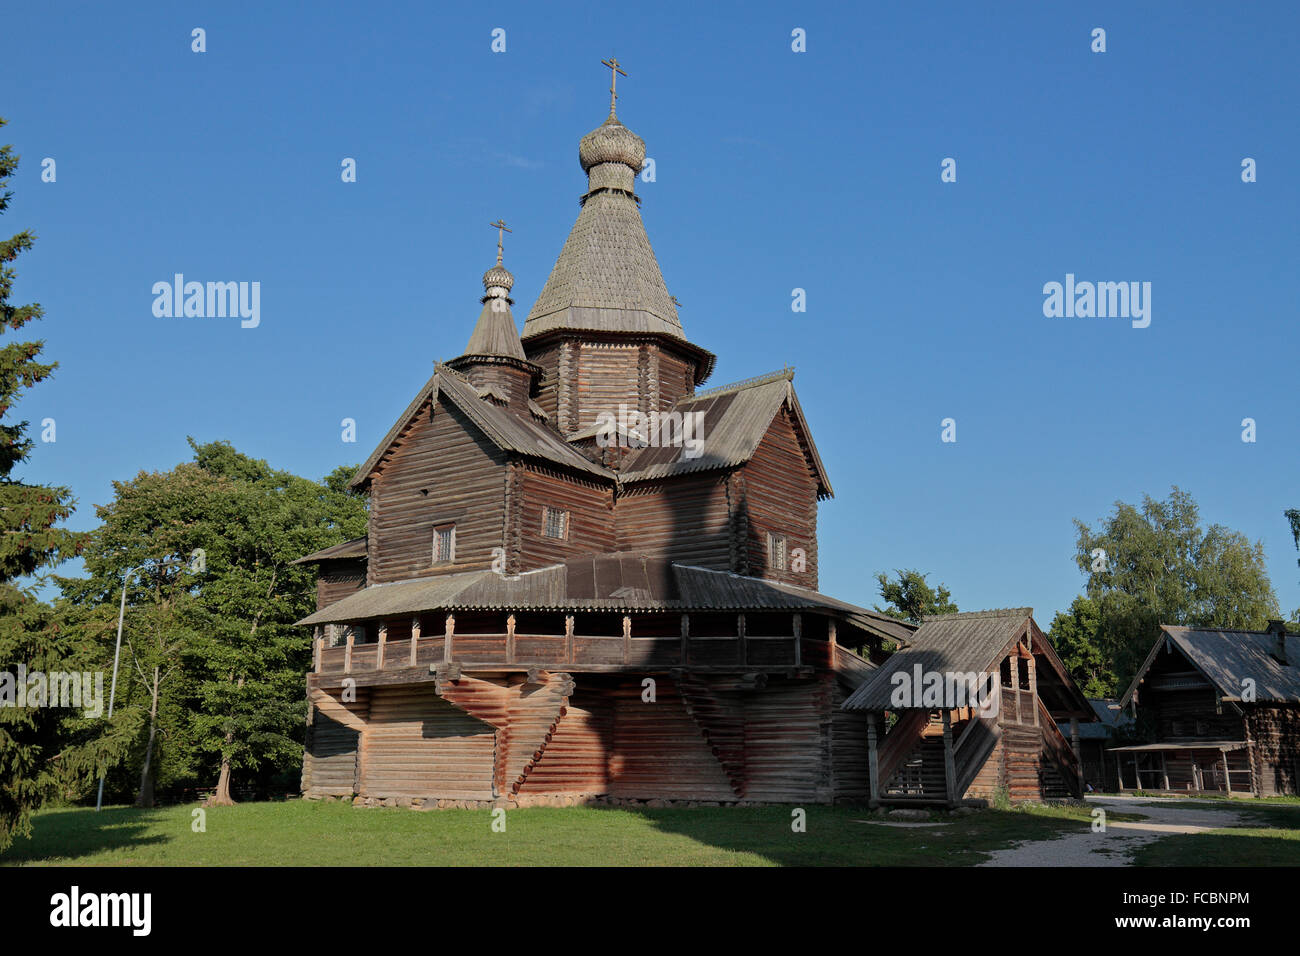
[96,567,135,811]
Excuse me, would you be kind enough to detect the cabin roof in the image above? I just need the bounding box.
[291,537,367,564]
[841,608,1095,717]
[1119,625,1300,707]
[618,369,833,497]
[297,551,911,643]
[1058,698,1131,740]
[351,363,613,490]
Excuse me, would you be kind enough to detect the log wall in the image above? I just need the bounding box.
[615,473,733,569]
[738,406,820,589]
[360,685,497,800]
[1244,705,1300,797]
[368,397,507,584]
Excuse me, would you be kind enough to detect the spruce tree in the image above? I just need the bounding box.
[0,118,89,851]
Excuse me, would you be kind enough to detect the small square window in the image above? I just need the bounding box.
[768,532,788,571]
[433,524,455,564]
[543,507,569,540]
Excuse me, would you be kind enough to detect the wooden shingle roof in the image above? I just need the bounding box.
[618,369,833,497]
[291,537,367,565]
[462,299,528,361]
[843,609,1035,711]
[1120,625,1300,706]
[524,189,684,342]
[298,551,912,645]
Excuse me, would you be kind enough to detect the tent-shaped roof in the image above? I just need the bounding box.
[1120,625,1300,706]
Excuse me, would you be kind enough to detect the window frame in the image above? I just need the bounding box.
[432,522,456,565]
[542,506,570,541]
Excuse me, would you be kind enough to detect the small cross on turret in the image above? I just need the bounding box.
[601,57,627,116]
[489,218,511,266]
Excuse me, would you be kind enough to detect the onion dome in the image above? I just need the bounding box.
[482,263,514,295]
[578,115,646,174]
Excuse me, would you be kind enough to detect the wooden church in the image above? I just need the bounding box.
[294,64,1090,808]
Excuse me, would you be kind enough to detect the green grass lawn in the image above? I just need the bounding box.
[1133,799,1300,866]
[3,799,1117,867]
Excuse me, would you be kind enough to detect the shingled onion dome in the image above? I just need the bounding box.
[448,234,542,411]
[578,114,645,198]
[481,261,515,304]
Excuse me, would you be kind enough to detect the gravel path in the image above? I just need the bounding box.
[977,795,1248,867]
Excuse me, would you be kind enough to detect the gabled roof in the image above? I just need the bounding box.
[351,364,613,490]
[618,369,833,497]
[298,551,911,645]
[291,537,367,565]
[842,608,1094,717]
[1120,625,1300,707]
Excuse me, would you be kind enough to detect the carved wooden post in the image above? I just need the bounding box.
[409,615,420,667]
[866,712,881,808]
[564,614,575,665]
[1008,655,1021,724]
[792,612,802,667]
[376,623,387,669]
[680,613,689,666]
[344,629,354,674]
[1026,655,1038,727]
[1221,749,1233,798]
[622,615,631,665]
[941,710,957,808]
[737,613,746,666]
[313,627,322,674]
[1069,716,1081,772]
[507,613,517,664]
[444,613,455,663]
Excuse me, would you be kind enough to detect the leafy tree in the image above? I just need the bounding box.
[1045,596,1112,698]
[0,120,90,851]
[1069,486,1278,692]
[874,569,958,625]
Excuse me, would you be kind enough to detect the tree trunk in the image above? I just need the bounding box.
[134,666,160,808]
[206,741,236,807]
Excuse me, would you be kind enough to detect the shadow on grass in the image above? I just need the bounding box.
[579,803,1096,867]
[1,806,171,865]
[1134,828,1300,866]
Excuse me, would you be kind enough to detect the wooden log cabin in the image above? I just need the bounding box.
[841,609,1096,807]
[1112,622,1300,797]
[293,77,922,807]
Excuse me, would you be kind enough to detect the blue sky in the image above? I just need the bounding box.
[4,1,1298,621]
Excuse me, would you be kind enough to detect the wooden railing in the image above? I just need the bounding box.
[1037,698,1083,797]
[316,628,805,676]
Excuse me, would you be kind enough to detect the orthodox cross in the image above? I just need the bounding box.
[601,57,627,115]
[489,218,511,265]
